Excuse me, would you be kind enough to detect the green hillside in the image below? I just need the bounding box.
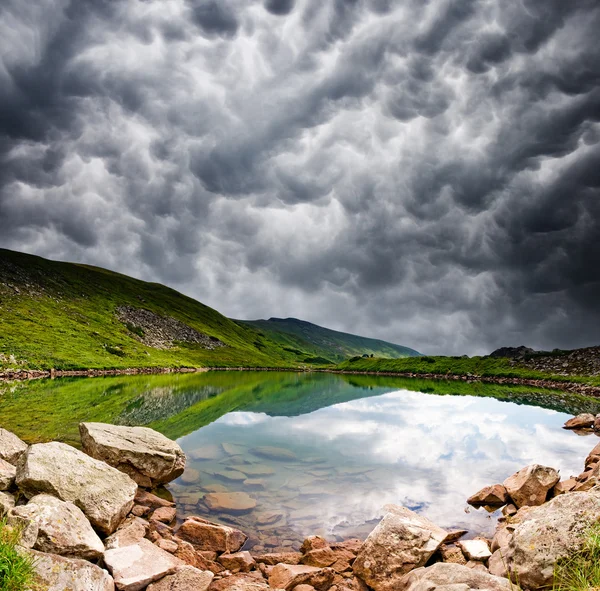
[0,249,418,371]
[240,317,421,363]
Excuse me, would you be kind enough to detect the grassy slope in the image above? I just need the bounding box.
[336,355,600,387]
[241,317,421,363]
[0,249,302,370]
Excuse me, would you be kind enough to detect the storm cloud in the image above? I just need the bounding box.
[1,0,599,355]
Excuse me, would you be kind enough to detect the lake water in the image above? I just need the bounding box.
[2,371,599,550]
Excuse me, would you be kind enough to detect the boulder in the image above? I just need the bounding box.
[30,549,114,591]
[269,563,335,591]
[176,516,247,552]
[301,536,330,553]
[203,491,256,514]
[439,545,467,565]
[12,493,104,559]
[105,516,148,550]
[218,550,256,572]
[467,484,508,507]
[488,550,508,578]
[400,563,512,591]
[104,538,185,591]
[505,490,600,589]
[153,506,177,523]
[552,478,577,496]
[0,428,27,465]
[146,565,213,591]
[80,422,185,487]
[16,442,137,534]
[458,539,491,561]
[563,413,595,429]
[0,491,15,516]
[0,458,16,490]
[353,505,448,591]
[585,441,600,467]
[503,464,559,508]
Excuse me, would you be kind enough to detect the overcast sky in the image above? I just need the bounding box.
[1,0,599,355]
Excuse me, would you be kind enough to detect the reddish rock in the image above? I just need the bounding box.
[563,414,595,429]
[252,551,302,565]
[146,565,213,591]
[503,464,560,508]
[443,530,468,544]
[153,506,177,524]
[553,478,577,496]
[467,484,508,507]
[218,551,256,573]
[174,539,225,574]
[301,547,337,567]
[585,441,600,467]
[176,516,247,553]
[440,545,467,565]
[203,492,256,514]
[135,490,175,510]
[269,564,335,591]
[131,504,151,517]
[301,535,330,553]
[209,572,268,591]
[157,539,179,554]
[331,539,363,555]
[105,516,148,550]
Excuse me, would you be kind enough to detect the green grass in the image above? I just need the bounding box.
[336,355,600,387]
[0,518,37,591]
[553,524,600,591]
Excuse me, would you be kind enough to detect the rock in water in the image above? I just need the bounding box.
[353,505,448,591]
[563,414,595,429]
[505,491,600,590]
[503,464,559,508]
[12,493,104,559]
[104,538,185,591]
[30,549,114,591]
[80,422,185,487]
[0,427,28,464]
[400,563,512,591]
[203,492,257,514]
[16,441,137,534]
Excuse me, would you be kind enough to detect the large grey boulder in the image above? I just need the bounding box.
[104,538,185,591]
[12,493,104,559]
[16,441,137,534]
[503,464,559,508]
[400,563,513,591]
[353,505,448,591]
[505,490,600,590]
[0,427,27,464]
[80,423,185,487]
[29,549,115,591]
[0,458,16,490]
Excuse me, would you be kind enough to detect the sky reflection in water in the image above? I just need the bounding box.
[171,388,595,547]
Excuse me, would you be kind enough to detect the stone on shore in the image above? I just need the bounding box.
[458,539,492,561]
[553,478,577,496]
[400,563,513,591]
[176,516,247,552]
[269,563,335,591]
[563,413,595,429]
[30,549,115,591]
[352,505,448,591]
[467,484,508,507]
[505,490,600,590]
[105,516,148,550]
[12,493,104,559]
[0,491,15,516]
[0,428,28,465]
[218,550,256,572]
[104,538,185,591]
[253,551,302,565]
[16,441,137,534]
[146,565,214,591]
[503,464,560,508]
[80,422,185,487]
[0,458,16,490]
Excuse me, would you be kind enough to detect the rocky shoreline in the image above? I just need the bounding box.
[2,415,600,590]
[2,365,600,399]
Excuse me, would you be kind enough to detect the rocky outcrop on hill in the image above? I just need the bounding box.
[116,305,225,350]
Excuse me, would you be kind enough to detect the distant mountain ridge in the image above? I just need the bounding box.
[240,317,421,363]
[0,248,419,371]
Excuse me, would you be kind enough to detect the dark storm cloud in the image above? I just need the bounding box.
[1,0,599,355]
